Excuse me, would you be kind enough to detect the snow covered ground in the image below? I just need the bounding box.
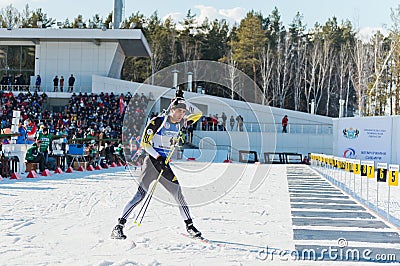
[1,163,399,265]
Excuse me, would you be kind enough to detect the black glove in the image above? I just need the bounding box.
[155,156,169,171]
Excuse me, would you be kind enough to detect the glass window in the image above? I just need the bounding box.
[0,45,35,87]
[0,47,6,69]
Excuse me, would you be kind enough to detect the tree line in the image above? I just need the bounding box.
[2,4,400,117]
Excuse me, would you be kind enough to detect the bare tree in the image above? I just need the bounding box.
[368,33,392,115]
[258,45,274,105]
[346,67,352,117]
[317,39,334,115]
[305,39,322,113]
[336,43,350,116]
[1,4,21,29]
[293,39,306,111]
[303,43,311,113]
[390,5,400,114]
[271,34,294,108]
[226,48,241,99]
[325,52,336,116]
[351,40,373,116]
[280,35,295,108]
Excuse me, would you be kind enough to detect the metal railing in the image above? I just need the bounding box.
[196,122,333,134]
[0,85,93,93]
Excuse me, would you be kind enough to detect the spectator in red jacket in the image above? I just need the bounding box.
[282,115,288,133]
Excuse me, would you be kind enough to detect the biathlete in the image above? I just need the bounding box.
[111,92,203,240]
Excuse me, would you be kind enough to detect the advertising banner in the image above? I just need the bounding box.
[336,117,392,163]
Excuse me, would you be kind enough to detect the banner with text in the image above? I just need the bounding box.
[336,117,392,163]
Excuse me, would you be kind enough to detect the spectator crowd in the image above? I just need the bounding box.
[0,90,152,171]
[1,73,28,91]
[0,73,76,93]
[0,91,150,145]
[200,112,245,132]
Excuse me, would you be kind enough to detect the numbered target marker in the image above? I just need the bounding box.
[388,164,399,187]
[361,161,375,178]
[353,160,361,175]
[377,163,388,183]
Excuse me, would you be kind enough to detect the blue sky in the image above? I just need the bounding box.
[2,0,399,33]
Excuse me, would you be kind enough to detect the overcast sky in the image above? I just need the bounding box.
[2,0,399,37]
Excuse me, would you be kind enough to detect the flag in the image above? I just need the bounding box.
[119,96,125,114]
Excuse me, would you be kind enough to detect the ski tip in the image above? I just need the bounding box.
[137,223,141,227]
[133,220,137,224]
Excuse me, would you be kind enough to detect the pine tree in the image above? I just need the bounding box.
[231,11,266,103]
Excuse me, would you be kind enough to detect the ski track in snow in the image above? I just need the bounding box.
[0,164,399,265]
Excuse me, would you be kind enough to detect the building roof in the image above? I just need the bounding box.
[0,28,151,57]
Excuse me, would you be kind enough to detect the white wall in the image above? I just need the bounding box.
[36,41,120,91]
[108,43,125,79]
[192,131,332,161]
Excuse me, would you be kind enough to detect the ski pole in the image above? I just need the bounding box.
[134,143,177,226]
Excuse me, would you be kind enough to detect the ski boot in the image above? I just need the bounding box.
[111,218,127,240]
[185,219,202,238]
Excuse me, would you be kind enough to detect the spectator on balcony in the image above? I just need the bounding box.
[1,74,7,89]
[282,115,288,133]
[15,74,25,91]
[236,115,244,132]
[68,74,75,93]
[221,112,227,131]
[60,76,64,92]
[35,75,41,92]
[7,74,12,90]
[207,115,213,131]
[230,115,235,131]
[187,124,194,143]
[53,75,59,92]
[212,115,218,131]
